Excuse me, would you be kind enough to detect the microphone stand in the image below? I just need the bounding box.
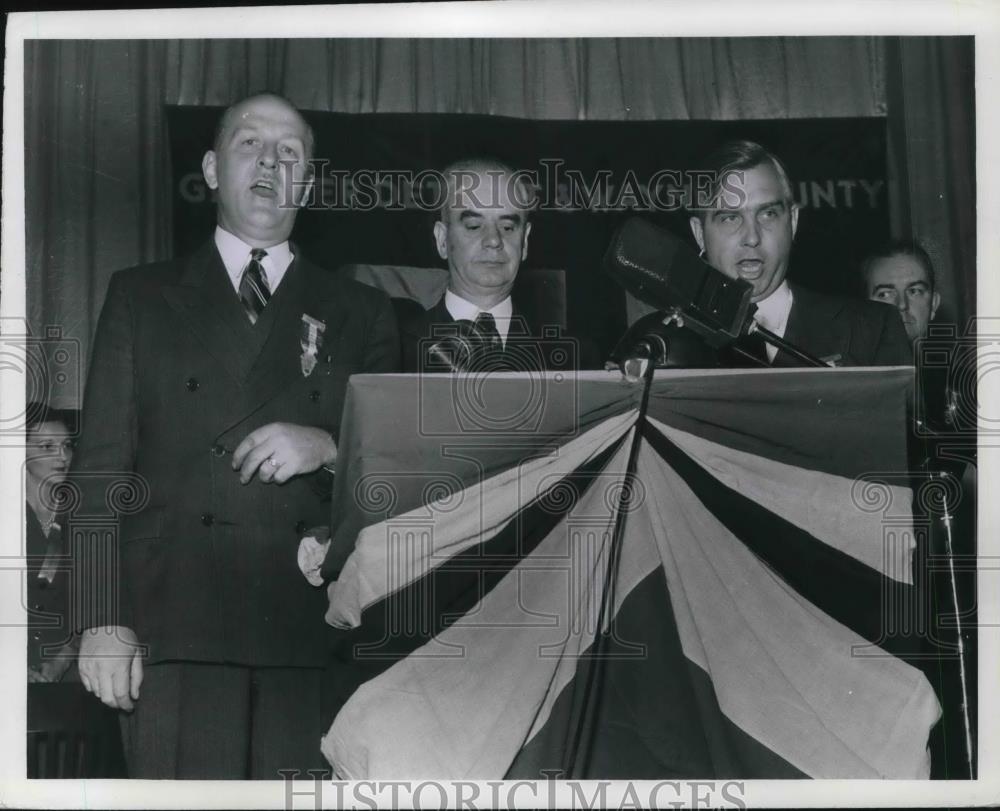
[565,323,663,777]
[610,309,829,370]
[749,322,828,368]
[913,419,975,777]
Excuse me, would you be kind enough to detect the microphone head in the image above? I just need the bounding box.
[603,217,755,346]
[424,321,477,372]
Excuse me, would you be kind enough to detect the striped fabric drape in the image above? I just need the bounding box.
[309,367,940,779]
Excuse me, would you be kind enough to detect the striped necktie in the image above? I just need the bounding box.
[472,312,502,354]
[239,248,271,324]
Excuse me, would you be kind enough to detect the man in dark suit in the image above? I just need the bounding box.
[400,158,585,372]
[73,93,398,778]
[688,140,911,367]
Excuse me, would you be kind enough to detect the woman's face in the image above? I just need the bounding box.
[26,421,73,486]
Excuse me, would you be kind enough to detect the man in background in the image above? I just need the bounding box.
[73,93,398,778]
[862,239,941,344]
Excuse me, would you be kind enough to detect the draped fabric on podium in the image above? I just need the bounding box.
[312,369,940,780]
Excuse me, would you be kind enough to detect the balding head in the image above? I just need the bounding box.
[213,93,314,161]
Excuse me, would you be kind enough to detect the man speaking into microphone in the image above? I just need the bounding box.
[688,140,911,367]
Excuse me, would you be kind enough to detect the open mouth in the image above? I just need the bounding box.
[251,178,278,199]
[736,259,764,280]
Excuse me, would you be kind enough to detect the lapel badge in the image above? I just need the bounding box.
[300,314,326,378]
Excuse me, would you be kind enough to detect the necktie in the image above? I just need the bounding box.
[239,248,271,324]
[741,329,771,366]
[470,312,503,369]
[472,312,503,353]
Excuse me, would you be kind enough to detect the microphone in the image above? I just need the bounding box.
[423,320,478,372]
[603,217,755,348]
[426,336,473,372]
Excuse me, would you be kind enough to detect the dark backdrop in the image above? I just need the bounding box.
[169,109,888,356]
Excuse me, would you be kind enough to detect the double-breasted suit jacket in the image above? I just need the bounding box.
[73,240,398,668]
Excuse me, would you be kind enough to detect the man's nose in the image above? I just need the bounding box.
[482,224,502,248]
[257,143,278,169]
[897,295,910,313]
[740,217,761,247]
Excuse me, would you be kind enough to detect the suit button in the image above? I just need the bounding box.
[294,520,307,535]
[201,513,215,527]
[210,444,226,457]
[186,377,200,392]
[32,632,41,641]
[33,604,43,612]
[309,390,321,402]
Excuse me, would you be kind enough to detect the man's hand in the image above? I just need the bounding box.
[28,644,76,683]
[78,625,143,711]
[231,422,337,485]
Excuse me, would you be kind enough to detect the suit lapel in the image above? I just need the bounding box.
[242,257,344,413]
[161,241,256,385]
[423,298,454,331]
[777,284,842,366]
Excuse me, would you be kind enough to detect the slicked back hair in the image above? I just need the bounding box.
[861,238,937,294]
[690,139,795,221]
[437,157,537,222]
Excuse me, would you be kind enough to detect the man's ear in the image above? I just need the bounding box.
[689,216,705,254]
[521,221,532,262]
[202,151,219,190]
[931,290,941,321]
[433,220,448,261]
[790,204,800,239]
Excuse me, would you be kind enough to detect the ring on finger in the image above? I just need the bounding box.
[265,456,281,469]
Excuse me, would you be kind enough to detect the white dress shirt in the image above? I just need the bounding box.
[753,281,794,363]
[214,226,294,295]
[444,290,514,347]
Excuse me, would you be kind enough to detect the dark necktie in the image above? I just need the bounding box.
[472,312,503,354]
[239,248,271,324]
[739,330,771,366]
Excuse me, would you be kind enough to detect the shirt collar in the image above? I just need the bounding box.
[444,290,514,344]
[753,280,793,336]
[214,226,294,290]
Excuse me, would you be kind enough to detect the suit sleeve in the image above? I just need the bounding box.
[362,289,401,373]
[70,272,138,631]
[871,305,915,367]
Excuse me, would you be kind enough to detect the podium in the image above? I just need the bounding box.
[312,368,962,779]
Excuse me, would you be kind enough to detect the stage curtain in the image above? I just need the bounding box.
[25,37,887,404]
[885,36,975,329]
[164,37,885,120]
[24,40,173,407]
